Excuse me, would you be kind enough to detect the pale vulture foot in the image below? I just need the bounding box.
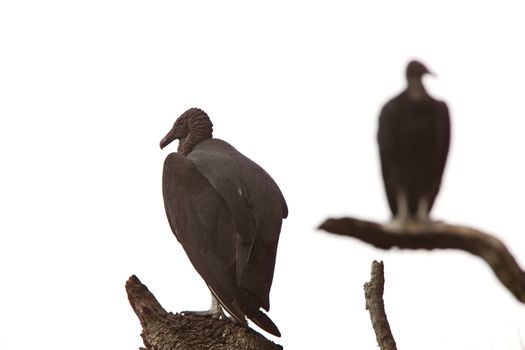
[384,216,409,232]
[182,295,227,319]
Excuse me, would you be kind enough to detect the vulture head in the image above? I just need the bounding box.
[405,60,434,100]
[406,60,433,81]
[160,108,214,155]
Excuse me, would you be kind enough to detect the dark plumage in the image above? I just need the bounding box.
[160,108,287,337]
[378,61,451,222]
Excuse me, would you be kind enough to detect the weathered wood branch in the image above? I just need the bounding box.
[125,275,282,350]
[319,216,525,302]
[364,261,397,350]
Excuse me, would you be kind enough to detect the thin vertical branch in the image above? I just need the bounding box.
[364,261,397,350]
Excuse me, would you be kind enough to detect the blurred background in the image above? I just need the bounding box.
[1,1,524,349]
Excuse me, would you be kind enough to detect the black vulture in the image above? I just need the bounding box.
[378,60,451,225]
[159,108,287,337]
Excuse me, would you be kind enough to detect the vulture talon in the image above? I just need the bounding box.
[383,218,408,232]
[181,310,224,319]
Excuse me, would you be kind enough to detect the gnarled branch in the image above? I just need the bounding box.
[364,261,397,350]
[125,275,282,350]
[319,217,525,303]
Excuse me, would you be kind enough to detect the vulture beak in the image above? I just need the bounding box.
[160,127,181,149]
[425,68,436,77]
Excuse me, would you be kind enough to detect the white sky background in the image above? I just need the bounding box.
[1,1,525,349]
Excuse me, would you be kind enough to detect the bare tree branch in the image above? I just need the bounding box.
[319,216,525,302]
[364,261,397,350]
[125,275,282,350]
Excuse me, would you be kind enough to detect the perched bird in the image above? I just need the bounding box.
[160,108,287,337]
[378,60,451,225]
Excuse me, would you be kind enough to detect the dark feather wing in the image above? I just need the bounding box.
[378,98,401,215]
[188,138,287,312]
[162,152,247,323]
[427,101,450,209]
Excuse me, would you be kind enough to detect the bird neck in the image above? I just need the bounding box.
[406,77,428,101]
[178,129,212,156]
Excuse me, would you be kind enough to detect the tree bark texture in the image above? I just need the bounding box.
[126,275,282,350]
[319,217,525,302]
[364,261,397,350]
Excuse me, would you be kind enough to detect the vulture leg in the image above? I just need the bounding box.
[181,295,227,319]
[390,190,409,227]
[416,197,430,223]
[385,191,410,231]
[385,191,410,230]
[209,295,226,317]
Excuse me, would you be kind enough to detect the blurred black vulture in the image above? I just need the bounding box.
[378,60,450,225]
[160,108,287,337]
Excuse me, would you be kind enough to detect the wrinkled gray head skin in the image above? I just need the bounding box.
[406,60,433,80]
[160,108,213,155]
